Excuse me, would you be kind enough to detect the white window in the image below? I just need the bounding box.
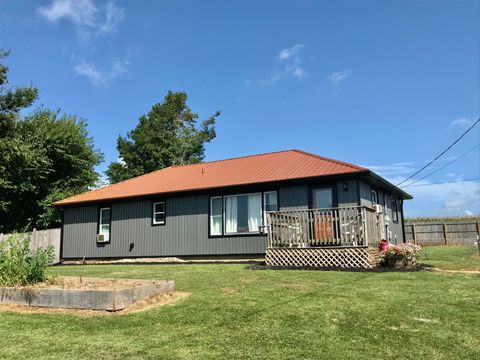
[210,196,223,236]
[210,191,278,236]
[371,190,378,205]
[153,201,166,225]
[98,207,111,241]
[224,193,262,234]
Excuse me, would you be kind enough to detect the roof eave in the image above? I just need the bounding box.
[365,171,413,200]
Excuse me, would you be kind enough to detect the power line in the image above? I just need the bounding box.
[402,178,480,188]
[401,143,480,187]
[396,118,480,186]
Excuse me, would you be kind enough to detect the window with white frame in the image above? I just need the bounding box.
[98,207,111,241]
[152,201,166,225]
[209,191,277,236]
[225,193,262,234]
[210,196,223,235]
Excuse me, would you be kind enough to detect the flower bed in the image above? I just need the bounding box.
[379,241,422,269]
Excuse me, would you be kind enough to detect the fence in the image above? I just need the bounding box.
[0,228,61,263]
[404,222,480,246]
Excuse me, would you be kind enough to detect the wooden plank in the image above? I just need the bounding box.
[443,223,448,245]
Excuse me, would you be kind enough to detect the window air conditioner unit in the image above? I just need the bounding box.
[97,233,109,243]
[375,204,382,213]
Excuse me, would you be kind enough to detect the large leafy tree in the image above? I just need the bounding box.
[0,109,104,232]
[0,50,103,232]
[106,91,220,183]
[0,49,38,135]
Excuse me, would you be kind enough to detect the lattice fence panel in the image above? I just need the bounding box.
[265,247,380,269]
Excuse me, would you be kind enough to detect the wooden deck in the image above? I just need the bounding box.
[265,206,381,269]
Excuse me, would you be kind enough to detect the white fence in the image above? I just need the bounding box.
[0,228,61,263]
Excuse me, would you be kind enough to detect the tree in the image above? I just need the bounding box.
[0,109,103,232]
[0,50,103,232]
[0,48,39,229]
[0,49,38,136]
[106,91,220,183]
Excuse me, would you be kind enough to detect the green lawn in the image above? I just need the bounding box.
[420,245,480,271]
[0,248,479,359]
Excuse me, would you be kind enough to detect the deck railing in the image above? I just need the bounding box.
[266,206,378,248]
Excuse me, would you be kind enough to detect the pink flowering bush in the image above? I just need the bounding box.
[380,242,422,261]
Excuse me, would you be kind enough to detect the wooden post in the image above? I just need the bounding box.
[443,223,448,245]
[412,224,417,245]
[476,221,480,255]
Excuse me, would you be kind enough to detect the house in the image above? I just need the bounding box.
[54,150,412,268]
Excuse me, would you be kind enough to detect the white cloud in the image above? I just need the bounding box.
[117,156,126,166]
[388,175,480,217]
[328,69,352,87]
[276,44,303,62]
[257,72,282,86]
[74,58,129,87]
[363,162,417,177]
[450,117,475,129]
[278,44,307,79]
[38,0,124,39]
[254,44,308,86]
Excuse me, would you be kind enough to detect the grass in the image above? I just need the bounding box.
[0,247,479,359]
[420,245,480,271]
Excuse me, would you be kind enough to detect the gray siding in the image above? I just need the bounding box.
[63,186,310,258]
[63,195,268,258]
[358,181,405,244]
[359,180,373,207]
[336,180,359,207]
[62,180,405,259]
[279,185,308,210]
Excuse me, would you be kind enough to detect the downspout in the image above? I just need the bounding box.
[400,199,406,243]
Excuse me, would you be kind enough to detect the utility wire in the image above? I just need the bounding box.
[401,143,480,187]
[396,118,480,186]
[402,178,480,188]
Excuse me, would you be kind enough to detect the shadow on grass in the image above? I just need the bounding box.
[247,263,434,273]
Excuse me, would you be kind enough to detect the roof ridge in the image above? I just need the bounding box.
[292,149,368,171]
[166,149,296,168]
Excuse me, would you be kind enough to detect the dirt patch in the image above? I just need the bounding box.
[239,277,256,284]
[0,291,189,317]
[280,283,311,292]
[219,287,239,294]
[429,268,480,275]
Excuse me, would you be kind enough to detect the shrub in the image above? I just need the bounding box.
[0,233,54,286]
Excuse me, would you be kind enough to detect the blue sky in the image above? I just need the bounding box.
[1,0,479,216]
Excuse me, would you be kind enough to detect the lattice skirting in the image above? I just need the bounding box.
[265,247,381,269]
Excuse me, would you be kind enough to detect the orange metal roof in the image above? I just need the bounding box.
[54,150,368,206]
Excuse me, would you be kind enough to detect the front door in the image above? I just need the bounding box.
[312,188,334,242]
